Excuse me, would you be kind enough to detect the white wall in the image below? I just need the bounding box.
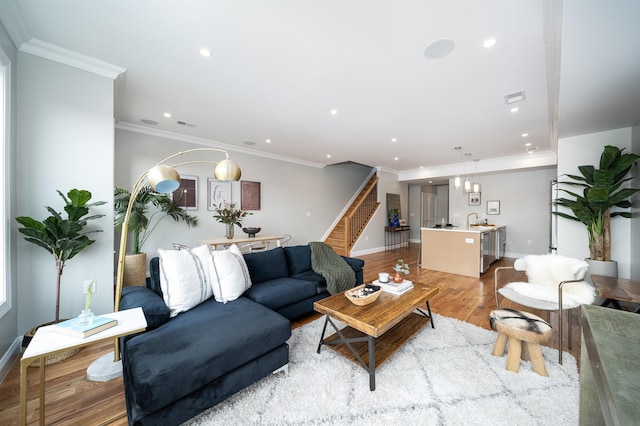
[115,129,373,260]
[557,127,633,278]
[448,167,557,257]
[16,53,115,333]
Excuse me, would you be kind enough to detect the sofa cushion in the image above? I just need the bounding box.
[122,297,291,415]
[120,286,170,330]
[243,248,289,284]
[283,245,312,275]
[290,270,327,294]
[206,244,252,303]
[158,245,213,317]
[244,277,317,310]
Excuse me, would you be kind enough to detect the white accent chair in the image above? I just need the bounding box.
[494,254,596,364]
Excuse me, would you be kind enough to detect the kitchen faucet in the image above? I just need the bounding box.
[466,212,479,229]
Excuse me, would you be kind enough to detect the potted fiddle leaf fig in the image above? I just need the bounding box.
[16,189,106,323]
[114,185,198,285]
[553,145,639,275]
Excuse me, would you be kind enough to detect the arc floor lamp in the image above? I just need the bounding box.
[88,147,241,381]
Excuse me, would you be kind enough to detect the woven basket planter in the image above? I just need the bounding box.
[123,253,147,287]
[22,321,82,367]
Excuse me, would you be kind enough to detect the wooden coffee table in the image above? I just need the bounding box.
[314,283,439,391]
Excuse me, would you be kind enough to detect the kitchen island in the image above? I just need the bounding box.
[420,225,506,278]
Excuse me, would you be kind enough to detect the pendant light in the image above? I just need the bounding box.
[463,153,473,193]
[453,146,462,189]
[472,159,482,193]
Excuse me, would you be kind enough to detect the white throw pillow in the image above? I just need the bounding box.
[158,245,213,317]
[206,244,252,303]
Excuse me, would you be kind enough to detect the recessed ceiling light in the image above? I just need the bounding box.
[330,109,338,115]
[525,142,532,147]
[428,180,433,183]
[483,37,498,49]
[163,112,171,118]
[510,107,520,113]
[140,119,158,125]
[521,133,529,138]
[391,138,397,143]
[265,139,271,143]
[326,154,331,158]
[424,39,455,59]
[394,157,399,161]
[199,48,212,57]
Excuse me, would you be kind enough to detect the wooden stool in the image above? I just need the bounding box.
[489,308,553,376]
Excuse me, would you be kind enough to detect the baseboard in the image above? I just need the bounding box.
[350,246,385,257]
[0,337,22,384]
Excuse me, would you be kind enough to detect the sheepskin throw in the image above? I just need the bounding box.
[506,254,595,308]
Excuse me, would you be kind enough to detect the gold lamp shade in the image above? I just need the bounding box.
[214,158,242,181]
[147,164,181,193]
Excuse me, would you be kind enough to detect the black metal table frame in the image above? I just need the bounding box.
[316,301,434,391]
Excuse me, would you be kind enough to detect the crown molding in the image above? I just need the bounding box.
[398,150,557,182]
[115,122,326,169]
[20,39,126,80]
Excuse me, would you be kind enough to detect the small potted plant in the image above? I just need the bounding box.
[213,201,252,239]
[393,259,409,283]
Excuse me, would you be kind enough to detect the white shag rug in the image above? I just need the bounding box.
[184,314,579,426]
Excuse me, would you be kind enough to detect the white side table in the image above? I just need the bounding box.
[20,307,147,425]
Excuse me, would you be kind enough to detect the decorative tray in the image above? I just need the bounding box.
[345,284,382,306]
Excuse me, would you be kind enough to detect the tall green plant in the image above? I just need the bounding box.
[553,145,640,261]
[16,189,106,322]
[114,185,199,254]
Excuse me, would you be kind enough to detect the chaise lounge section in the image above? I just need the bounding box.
[119,243,364,425]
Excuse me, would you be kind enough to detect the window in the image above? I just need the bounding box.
[0,46,11,317]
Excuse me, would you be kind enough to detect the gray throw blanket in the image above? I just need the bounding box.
[309,241,356,295]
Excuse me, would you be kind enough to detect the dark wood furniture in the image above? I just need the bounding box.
[590,274,640,313]
[314,282,439,390]
[579,304,639,425]
[384,225,410,251]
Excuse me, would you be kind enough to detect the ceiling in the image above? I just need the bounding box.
[3,0,640,182]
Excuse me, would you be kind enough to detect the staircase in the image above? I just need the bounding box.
[324,173,380,256]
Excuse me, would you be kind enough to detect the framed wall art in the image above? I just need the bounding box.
[241,180,261,210]
[468,192,481,206]
[172,175,198,210]
[487,200,501,215]
[207,178,232,211]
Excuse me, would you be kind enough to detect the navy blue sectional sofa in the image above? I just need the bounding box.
[119,244,364,425]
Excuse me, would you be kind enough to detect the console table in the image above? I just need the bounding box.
[384,226,410,251]
[579,304,639,425]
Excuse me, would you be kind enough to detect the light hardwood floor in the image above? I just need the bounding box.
[0,243,583,425]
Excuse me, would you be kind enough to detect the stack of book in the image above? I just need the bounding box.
[373,279,413,295]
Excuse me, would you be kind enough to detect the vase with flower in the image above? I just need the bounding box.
[392,259,409,283]
[213,201,252,239]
